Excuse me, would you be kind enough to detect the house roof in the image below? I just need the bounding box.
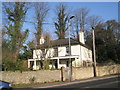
[36,38,91,50]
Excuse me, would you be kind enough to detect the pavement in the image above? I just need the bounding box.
[18,74,119,89]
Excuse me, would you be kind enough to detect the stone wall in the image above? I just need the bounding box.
[1,70,61,84]
[96,64,120,76]
[72,64,120,80]
[72,67,94,80]
[0,64,120,84]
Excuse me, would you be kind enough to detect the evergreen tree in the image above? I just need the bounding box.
[86,20,120,64]
[54,4,68,39]
[3,2,29,61]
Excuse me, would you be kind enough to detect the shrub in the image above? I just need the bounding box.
[43,60,50,70]
[97,59,116,66]
[2,58,16,71]
[2,58,27,71]
[103,59,116,66]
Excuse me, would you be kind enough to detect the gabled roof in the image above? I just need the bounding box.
[36,38,91,50]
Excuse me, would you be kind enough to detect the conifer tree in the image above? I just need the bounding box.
[4,2,29,61]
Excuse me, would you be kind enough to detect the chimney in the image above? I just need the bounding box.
[79,29,85,44]
[40,35,44,45]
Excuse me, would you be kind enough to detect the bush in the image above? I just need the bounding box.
[97,59,116,66]
[43,60,50,70]
[2,58,16,71]
[2,58,27,71]
[104,59,116,65]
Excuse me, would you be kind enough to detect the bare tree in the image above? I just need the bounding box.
[73,8,89,40]
[88,15,103,28]
[74,8,89,30]
[34,32,53,69]
[33,2,49,47]
[84,15,103,40]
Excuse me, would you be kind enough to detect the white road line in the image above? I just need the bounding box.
[85,81,119,88]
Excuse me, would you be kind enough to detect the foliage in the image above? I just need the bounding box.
[3,2,29,61]
[54,4,68,39]
[2,2,120,70]
[43,60,50,70]
[18,40,35,60]
[85,20,120,64]
[2,58,26,71]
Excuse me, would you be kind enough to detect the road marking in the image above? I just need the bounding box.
[33,75,118,88]
[84,81,119,88]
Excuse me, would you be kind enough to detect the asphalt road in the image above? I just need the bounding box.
[44,76,120,89]
[53,76,119,89]
[51,77,119,88]
[13,75,120,90]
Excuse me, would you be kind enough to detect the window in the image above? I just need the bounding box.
[59,61,62,64]
[66,46,69,55]
[54,47,58,57]
[41,49,45,57]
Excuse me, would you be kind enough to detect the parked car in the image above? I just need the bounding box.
[0,80,12,90]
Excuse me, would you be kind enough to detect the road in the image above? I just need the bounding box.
[42,75,120,89]
[13,75,120,90]
[54,76,119,88]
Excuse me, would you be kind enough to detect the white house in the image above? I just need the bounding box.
[28,29,93,70]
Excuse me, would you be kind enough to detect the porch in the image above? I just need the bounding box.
[28,55,80,70]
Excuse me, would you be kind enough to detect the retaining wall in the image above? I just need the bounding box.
[1,70,61,84]
[0,64,120,84]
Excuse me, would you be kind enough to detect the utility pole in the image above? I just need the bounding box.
[68,16,75,81]
[92,27,97,77]
[68,22,72,81]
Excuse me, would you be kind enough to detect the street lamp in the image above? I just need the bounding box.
[68,16,75,81]
[92,26,97,77]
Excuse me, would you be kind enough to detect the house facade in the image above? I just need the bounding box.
[28,30,93,70]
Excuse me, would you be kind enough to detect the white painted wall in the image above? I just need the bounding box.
[81,46,92,61]
[71,45,80,56]
[33,45,92,63]
[58,47,66,56]
[88,50,92,61]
